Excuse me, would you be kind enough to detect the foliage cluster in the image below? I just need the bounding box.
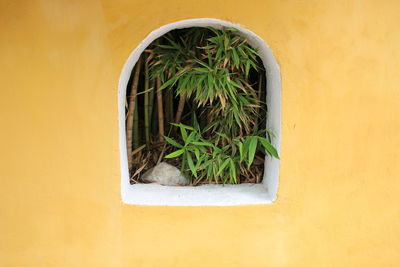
[144,27,279,184]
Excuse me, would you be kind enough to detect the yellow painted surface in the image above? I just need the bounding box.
[1,0,400,266]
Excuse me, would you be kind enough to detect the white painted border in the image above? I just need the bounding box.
[118,18,281,206]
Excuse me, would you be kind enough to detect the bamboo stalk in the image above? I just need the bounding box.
[166,88,174,126]
[169,89,174,122]
[151,89,158,136]
[190,101,196,126]
[255,74,263,131]
[164,88,172,124]
[133,101,139,149]
[144,55,150,146]
[174,91,186,123]
[156,76,165,140]
[126,56,143,169]
[149,78,156,136]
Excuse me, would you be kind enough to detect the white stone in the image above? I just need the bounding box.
[141,162,189,186]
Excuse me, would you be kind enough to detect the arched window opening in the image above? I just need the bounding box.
[118,19,281,206]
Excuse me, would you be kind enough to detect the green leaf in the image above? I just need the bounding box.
[165,149,185,159]
[206,26,220,35]
[185,131,196,145]
[157,44,178,49]
[192,115,200,131]
[245,60,251,78]
[187,153,197,177]
[194,59,212,70]
[170,123,194,131]
[229,158,237,183]
[249,59,258,71]
[266,130,276,139]
[194,68,209,73]
[229,79,241,88]
[192,141,214,147]
[193,147,200,161]
[215,132,228,139]
[180,75,191,89]
[258,137,280,159]
[232,48,239,67]
[207,50,212,66]
[217,158,230,176]
[164,37,180,49]
[216,47,222,60]
[180,127,188,142]
[195,154,205,169]
[158,76,177,91]
[239,142,244,162]
[212,162,218,181]
[207,164,213,181]
[163,136,183,148]
[247,137,258,167]
[207,72,213,90]
[237,46,247,58]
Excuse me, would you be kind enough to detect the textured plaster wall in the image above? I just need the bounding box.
[1,0,400,266]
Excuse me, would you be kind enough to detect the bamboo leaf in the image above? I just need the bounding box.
[164,136,183,148]
[165,149,185,158]
[194,59,212,70]
[185,131,196,145]
[157,44,178,49]
[180,127,188,142]
[192,141,214,147]
[248,137,258,167]
[245,60,251,78]
[180,74,191,89]
[194,68,209,73]
[224,36,229,50]
[232,48,239,67]
[187,153,197,177]
[217,158,230,176]
[239,142,244,162]
[258,137,280,159]
[229,158,237,183]
[194,147,200,161]
[158,76,177,91]
[212,162,218,181]
[207,72,213,90]
[170,123,195,131]
[215,132,228,139]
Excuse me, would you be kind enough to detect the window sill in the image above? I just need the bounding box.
[121,183,274,206]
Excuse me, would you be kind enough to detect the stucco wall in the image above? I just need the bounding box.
[1,0,399,266]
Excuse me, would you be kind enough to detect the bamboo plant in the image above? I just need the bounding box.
[126,56,142,170]
[125,27,279,184]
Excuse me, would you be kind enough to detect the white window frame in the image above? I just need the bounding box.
[118,18,281,206]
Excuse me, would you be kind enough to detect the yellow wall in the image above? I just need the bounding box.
[1,0,400,266]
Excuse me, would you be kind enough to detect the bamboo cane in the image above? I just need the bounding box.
[174,91,186,123]
[255,74,263,131]
[169,89,174,122]
[164,88,172,124]
[190,100,197,126]
[156,76,165,140]
[144,55,150,146]
[126,56,142,169]
[166,88,174,125]
[149,78,156,136]
[133,101,139,149]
